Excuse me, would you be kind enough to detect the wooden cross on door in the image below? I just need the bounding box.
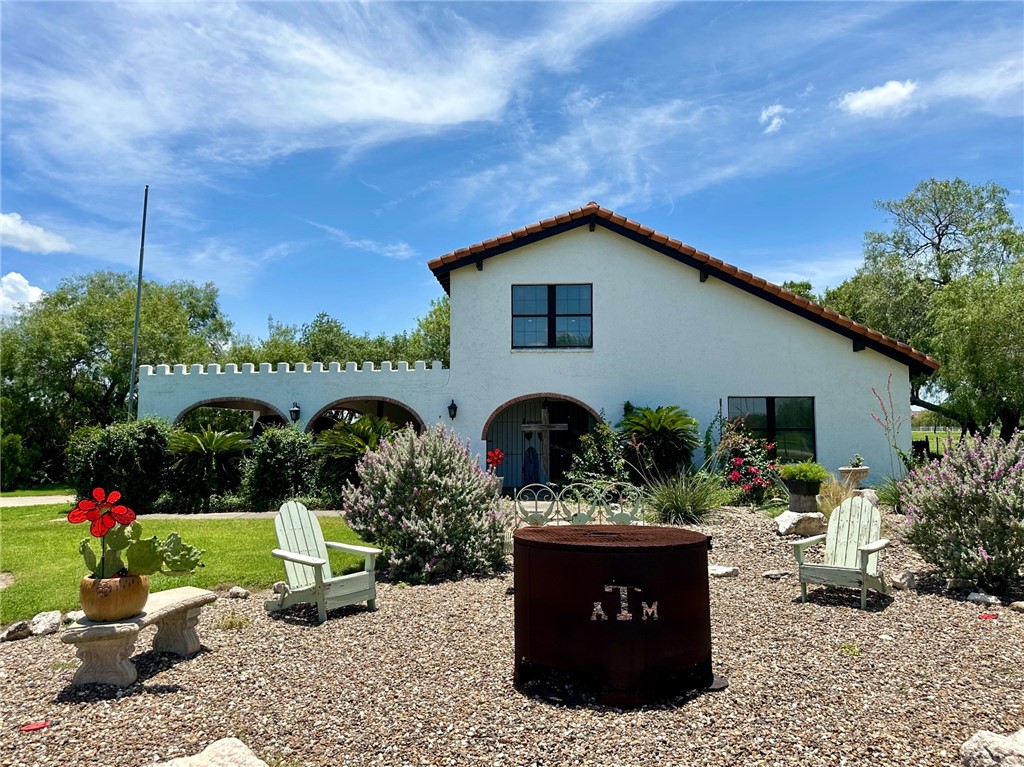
[521,401,568,482]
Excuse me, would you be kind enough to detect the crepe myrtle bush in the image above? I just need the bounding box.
[901,430,1024,594]
[341,423,506,584]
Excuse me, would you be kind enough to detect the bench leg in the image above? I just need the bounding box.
[70,634,139,688]
[153,607,204,656]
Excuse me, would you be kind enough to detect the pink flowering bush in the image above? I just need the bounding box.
[341,424,506,584]
[901,430,1024,594]
[716,421,779,505]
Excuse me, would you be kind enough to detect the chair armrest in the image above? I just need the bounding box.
[791,534,826,551]
[325,541,383,556]
[858,538,890,554]
[271,549,327,568]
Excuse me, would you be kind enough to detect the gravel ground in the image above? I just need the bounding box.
[1,506,1022,767]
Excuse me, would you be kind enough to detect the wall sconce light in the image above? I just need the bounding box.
[289,402,301,422]
[447,399,458,420]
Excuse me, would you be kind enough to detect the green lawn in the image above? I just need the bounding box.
[1,484,74,498]
[0,504,369,624]
[911,430,957,456]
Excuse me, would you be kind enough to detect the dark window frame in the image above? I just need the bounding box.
[512,284,593,349]
[727,396,816,461]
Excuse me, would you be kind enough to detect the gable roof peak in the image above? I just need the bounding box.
[426,202,940,374]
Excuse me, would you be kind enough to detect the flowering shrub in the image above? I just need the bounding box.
[716,421,778,504]
[341,424,506,584]
[901,431,1024,594]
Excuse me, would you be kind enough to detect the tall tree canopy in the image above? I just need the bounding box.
[0,272,231,479]
[822,178,1024,437]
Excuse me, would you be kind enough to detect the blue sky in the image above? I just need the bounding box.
[2,1,1022,342]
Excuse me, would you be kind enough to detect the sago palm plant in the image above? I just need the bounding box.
[168,428,251,512]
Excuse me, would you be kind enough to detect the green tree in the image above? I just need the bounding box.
[408,296,450,366]
[781,280,816,302]
[1,272,230,479]
[821,179,1024,435]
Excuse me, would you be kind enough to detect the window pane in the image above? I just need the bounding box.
[513,317,547,347]
[775,397,813,429]
[555,316,592,347]
[556,285,591,314]
[775,431,815,462]
[728,397,767,432]
[513,285,547,315]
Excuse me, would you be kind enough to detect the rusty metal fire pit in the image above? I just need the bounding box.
[513,525,722,706]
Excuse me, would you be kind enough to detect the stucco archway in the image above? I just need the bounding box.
[173,397,289,427]
[306,396,425,434]
[482,393,600,491]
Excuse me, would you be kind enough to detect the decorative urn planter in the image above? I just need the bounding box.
[79,574,150,622]
[784,479,822,513]
[837,466,870,488]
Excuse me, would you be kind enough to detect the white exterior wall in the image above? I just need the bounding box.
[449,227,911,481]
[138,225,913,483]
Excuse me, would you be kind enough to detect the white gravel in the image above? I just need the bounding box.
[1,506,1022,767]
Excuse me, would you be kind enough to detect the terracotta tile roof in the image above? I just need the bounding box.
[427,202,940,374]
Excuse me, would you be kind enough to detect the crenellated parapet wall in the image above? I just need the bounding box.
[137,360,454,430]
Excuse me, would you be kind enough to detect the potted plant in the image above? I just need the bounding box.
[69,487,204,622]
[837,454,870,488]
[779,461,830,512]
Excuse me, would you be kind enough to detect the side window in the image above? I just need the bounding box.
[727,396,815,462]
[513,284,592,349]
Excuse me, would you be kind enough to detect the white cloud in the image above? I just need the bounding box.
[0,272,45,316]
[837,80,920,118]
[929,59,1024,116]
[308,221,417,261]
[759,104,793,134]
[0,212,73,253]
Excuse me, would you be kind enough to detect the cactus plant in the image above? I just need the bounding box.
[69,487,204,579]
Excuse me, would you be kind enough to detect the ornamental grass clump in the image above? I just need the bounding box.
[901,430,1024,595]
[341,424,506,584]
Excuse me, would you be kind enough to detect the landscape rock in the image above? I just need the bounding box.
[960,727,1024,767]
[762,570,790,580]
[0,621,31,642]
[892,570,916,591]
[1009,602,1024,614]
[228,586,250,599]
[851,488,879,506]
[142,737,269,767]
[29,611,62,637]
[708,565,739,578]
[947,578,976,591]
[967,592,1001,606]
[774,511,826,537]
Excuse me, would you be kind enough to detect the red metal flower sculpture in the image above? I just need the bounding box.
[68,487,136,538]
[486,448,505,469]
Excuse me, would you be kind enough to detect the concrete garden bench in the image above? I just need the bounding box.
[61,586,217,687]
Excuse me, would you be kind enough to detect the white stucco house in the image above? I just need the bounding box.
[138,202,938,488]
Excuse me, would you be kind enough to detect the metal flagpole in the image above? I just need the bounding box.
[127,185,149,419]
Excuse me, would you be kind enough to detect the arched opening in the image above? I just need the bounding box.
[173,397,289,436]
[306,397,425,434]
[483,394,599,492]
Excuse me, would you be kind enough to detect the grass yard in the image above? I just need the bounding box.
[911,429,959,456]
[0,503,368,624]
[0,484,73,498]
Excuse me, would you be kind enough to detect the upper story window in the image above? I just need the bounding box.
[512,284,592,349]
[727,396,816,462]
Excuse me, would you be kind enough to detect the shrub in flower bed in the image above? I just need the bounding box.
[715,422,779,505]
[240,426,317,509]
[341,424,506,584]
[901,430,1024,594]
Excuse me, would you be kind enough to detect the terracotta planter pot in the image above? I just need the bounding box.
[79,574,150,622]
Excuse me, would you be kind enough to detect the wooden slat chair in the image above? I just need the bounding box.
[265,500,382,623]
[791,496,892,609]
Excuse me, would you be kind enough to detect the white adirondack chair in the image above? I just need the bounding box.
[791,496,892,609]
[265,500,382,623]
